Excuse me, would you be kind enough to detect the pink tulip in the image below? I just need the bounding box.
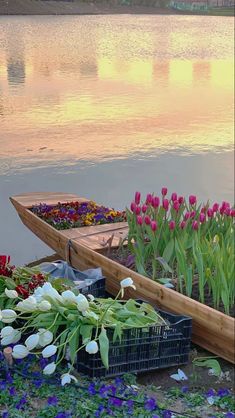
[221,201,230,210]
[212,203,219,213]
[231,209,235,217]
[161,187,168,196]
[169,220,175,231]
[192,220,199,230]
[199,213,206,223]
[178,196,184,204]
[137,216,143,226]
[173,201,180,212]
[190,211,196,218]
[145,193,153,205]
[135,191,141,205]
[152,196,160,208]
[180,221,186,229]
[162,199,169,211]
[130,202,136,213]
[151,220,157,232]
[219,206,225,215]
[207,208,213,218]
[189,195,197,205]
[184,212,190,220]
[142,204,147,213]
[171,193,177,202]
[225,207,231,216]
[201,207,206,214]
[135,206,141,215]
[144,215,151,225]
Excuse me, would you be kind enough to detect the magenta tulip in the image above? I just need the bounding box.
[161,187,167,196]
[142,204,147,213]
[180,221,186,229]
[231,209,235,217]
[201,207,206,214]
[162,199,169,211]
[221,201,230,210]
[192,220,199,230]
[130,202,136,213]
[207,208,213,218]
[144,215,151,225]
[152,196,160,208]
[135,206,141,215]
[225,207,231,216]
[135,191,141,205]
[212,203,219,213]
[184,212,190,220]
[189,195,197,205]
[199,213,206,223]
[137,216,143,226]
[169,220,176,231]
[173,201,180,212]
[151,220,157,232]
[171,193,177,202]
[145,193,153,205]
[178,196,184,204]
[190,211,196,218]
[219,207,225,215]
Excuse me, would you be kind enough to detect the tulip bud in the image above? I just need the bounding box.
[151,221,157,232]
[76,294,89,312]
[169,220,176,231]
[42,344,57,358]
[201,207,206,214]
[38,329,54,347]
[145,193,153,205]
[25,334,40,350]
[0,309,17,324]
[189,195,197,205]
[184,212,190,220]
[137,216,143,226]
[230,209,235,217]
[162,199,169,211]
[171,193,177,202]
[135,191,141,205]
[221,201,230,210]
[173,201,180,212]
[192,220,199,230]
[38,300,51,311]
[161,187,168,196]
[144,215,151,225]
[207,208,213,218]
[219,206,225,215]
[120,277,136,290]
[199,213,206,223]
[142,204,147,213]
[85,340,99,354]
[225,207,231,216]
[16,296,37,312]
[190,211,196,218]
[4,289,18,299]
[43,362,56,375]
[212,203,219,213]
[178,196,184,204]
[61,373,77,386]
[130,202,136,213]
[12,345,29,359]
[152,196,160,208]
[135,206,141,215]
[180,221,186,229]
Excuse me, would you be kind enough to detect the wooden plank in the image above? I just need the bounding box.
[11,192,89,208]
[10,194,235,363]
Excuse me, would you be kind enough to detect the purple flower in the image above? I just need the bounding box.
[163,411,172,418]
[126,400,134,408]
[145,398,157,411]
[47,396,58,406]
[33,379,43,388]
[225,413,235,418]
[15,395,27,410]
[2,412,9,418]
[217,388,230,397]
[0,381,6,390]
[108,397,123,407]
[181,386,189,393]
[5,372,13,384]
[114,377,123,386]
[88,383,96,395]
[55,413,71,418]
[8,387,16,396]
[206,388,216,397]
[106,385,116,395]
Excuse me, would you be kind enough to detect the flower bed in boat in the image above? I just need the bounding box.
[31,201,126,230]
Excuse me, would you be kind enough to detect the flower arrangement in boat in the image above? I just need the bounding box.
[0,278,166,385]
[31,200,126,230]
[125,189,235,315]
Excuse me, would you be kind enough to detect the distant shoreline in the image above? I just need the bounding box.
[0,0,234,16]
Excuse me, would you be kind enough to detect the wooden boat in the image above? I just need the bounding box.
[10,192,235,363]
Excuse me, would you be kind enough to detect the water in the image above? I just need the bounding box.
[0,15,234,265]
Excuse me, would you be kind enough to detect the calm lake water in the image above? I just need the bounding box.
[0,15,234,265]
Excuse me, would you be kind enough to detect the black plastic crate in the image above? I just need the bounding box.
[76,308,192,378]
[80,277,106,298]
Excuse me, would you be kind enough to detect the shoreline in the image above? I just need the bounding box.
[0,0,234,16]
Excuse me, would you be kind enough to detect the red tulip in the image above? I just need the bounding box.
[135,206,141,215]
[189,195,197,205]
[171,193,177,202]
[161,187,167,196]
[219,206,225,215]
[130,202,136,213]
[192,220,199,230]
[207,208,213,218]
[184,212,190,220]
[178,196,184,204]
[151,220,157,232]
[145,193,153,205]
[221,201,230,210]
[162,199,169,211]
[152,196,160,208]
[199,213,206,223]
[190,211,196,218]
[173,201,180,212]
[144,215,151,225]
[137,215,143,225]
[169,220,176,230]
[212,203,219,213]
[142,204,147,213]
[230,209,235,217]
[180,221,186,229]
[135,191,141,205]
[225,207,231,216]
[201,207,206,214]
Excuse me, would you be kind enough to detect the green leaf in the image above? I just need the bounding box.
[68,327,80,363]
[156,257,173,273]
[99,327,109,369]
[113,322,122,343]
[193,359,222,377]
[80,325,93,344]
[162,239,174,263]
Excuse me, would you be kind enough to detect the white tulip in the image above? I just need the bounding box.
[38,328,54,347]
[17,296,37,312]
[1,330,21,345]
[75,294,89,312]
[82,310,99,321]
[61,290,77,304]
[34,286,44,302]
[43,362,56,375]
[38,300,51,311]
[87,294,95,302]
[42,344,57,358]
[25,334,40,350]
[41,283,62,302]
[0,326,14,338]
[61,373,78,386]
[85,340,99,354]
[0,309,17,323]
[120,277,136,297]
[5,288,18,299]
[12,345,29,359]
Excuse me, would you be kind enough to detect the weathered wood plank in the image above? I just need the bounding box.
[10,193,235,363]
[11,192,88,208]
